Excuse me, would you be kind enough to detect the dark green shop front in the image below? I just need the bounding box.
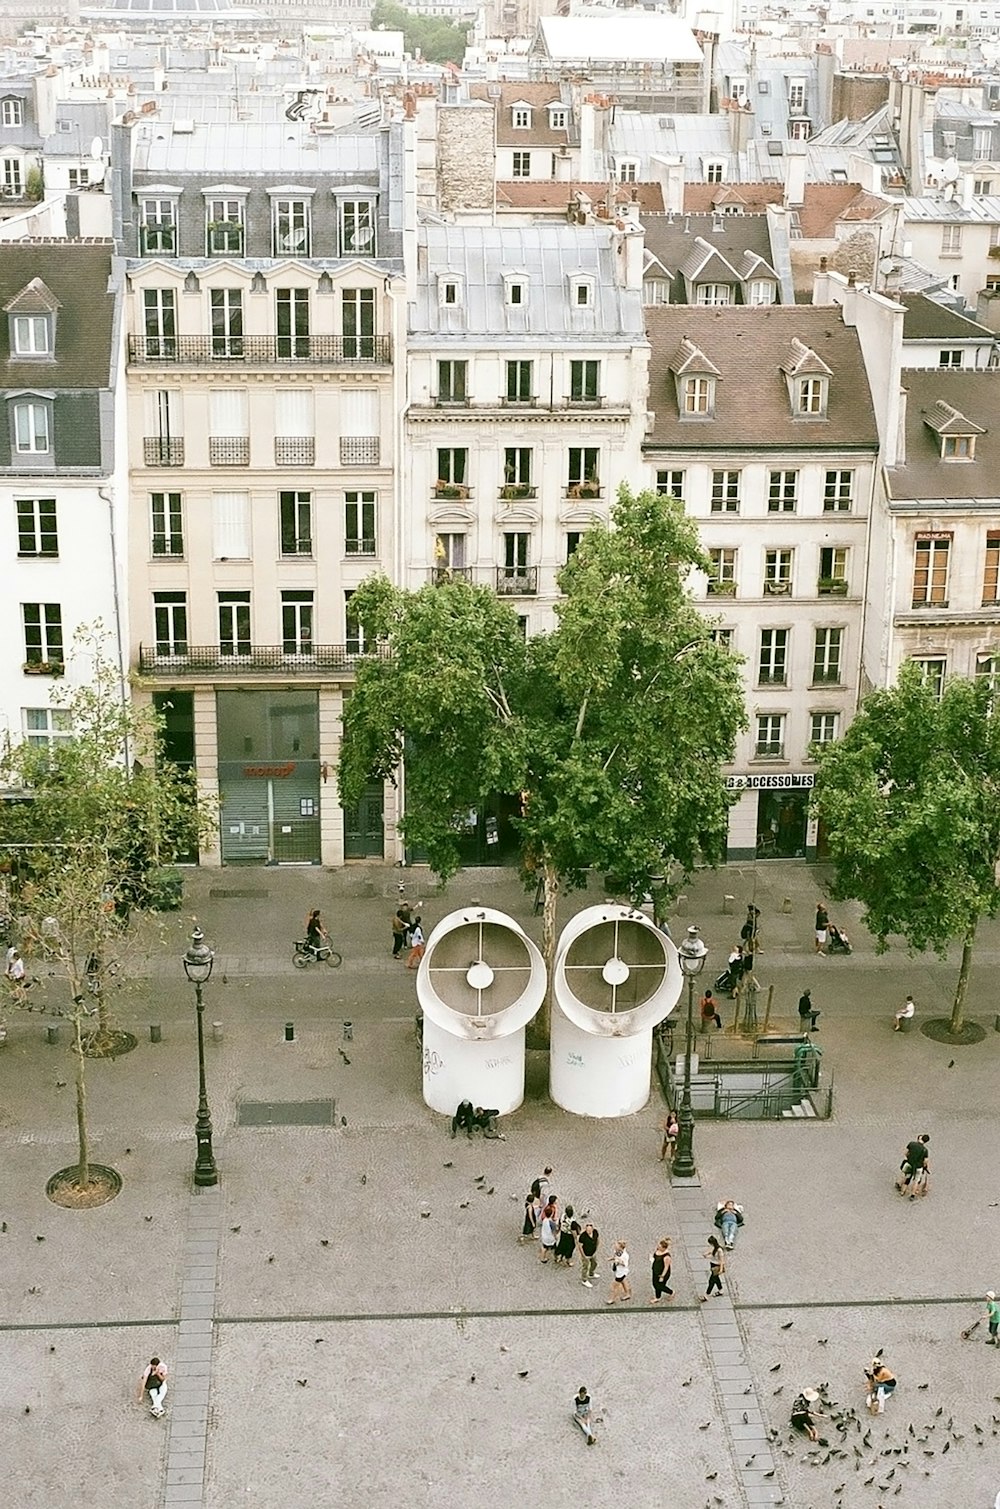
[217,691,320,864]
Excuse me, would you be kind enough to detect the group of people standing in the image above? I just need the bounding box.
[390,903,425,969]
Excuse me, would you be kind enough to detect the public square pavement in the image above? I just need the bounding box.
[2,860,1000,1509]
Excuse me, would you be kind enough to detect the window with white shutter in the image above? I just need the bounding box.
[212,491,250,559]
[340,388,379,466]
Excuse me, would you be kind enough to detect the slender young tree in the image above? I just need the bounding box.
[812,662,1000,1035]
[0,630,209,1189]
[339,488,746,1039]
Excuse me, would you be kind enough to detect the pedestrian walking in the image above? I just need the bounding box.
[405,917,425,970]
[573,1386,597,1445]
[538,1201,558,1263]
[519,1190,539,1244]
[649,1238,674,1304]
[606,1240,632,1304]
[530,1166,553,1209]
[895,1133,930,1198]
[391,910,408,957]
[659,1108,679,1163]
[986,1291,1000,1345]
[864,1356,896,1415]
[578,1220,600,1287]
[138,1357,168,1417]
[740,904,760,950]
[894,994,916,1031]
[4,947,32,1000]
[700,988,722,1031]
[700,1236,726,1301]
[554,1205,579,1268]
[814,901,829,954]
[798,989,820,1031]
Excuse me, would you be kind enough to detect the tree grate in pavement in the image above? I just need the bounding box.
[208,888,270,899]
[236,1099,336,1127]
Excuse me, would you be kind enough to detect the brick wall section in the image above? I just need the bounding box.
[437,107,495,214]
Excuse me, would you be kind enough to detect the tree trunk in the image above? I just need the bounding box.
[73,1006,90,1189]
[949,918,977,1036]
[527,859,559,1049]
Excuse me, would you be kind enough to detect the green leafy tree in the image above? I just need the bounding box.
[0,630,211,1190]
[371,0,469,64]
[340,488,746,1038]
[811,662,1000,1036]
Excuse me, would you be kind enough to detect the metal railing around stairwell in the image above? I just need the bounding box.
[715,1070,833,1121]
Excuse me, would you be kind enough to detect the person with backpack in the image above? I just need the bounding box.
[554,1205,579,1268]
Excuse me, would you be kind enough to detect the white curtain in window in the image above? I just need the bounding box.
[209,389,249,437]
[212,491,250,559]
[146,389,183,437]
[340,388,379,437]
[275,388,314,438]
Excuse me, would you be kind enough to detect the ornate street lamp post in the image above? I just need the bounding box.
[672,924,708,1180]
[183,924,218,1188]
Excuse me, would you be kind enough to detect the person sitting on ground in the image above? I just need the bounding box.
[700,988,722,1031]
[451,1099,475,1140]
[573,1386,597,1445]
[790,1388,825,1442]
[864,1357,896,1415]
[894,994,915,1031]
[475,1106,504,1140]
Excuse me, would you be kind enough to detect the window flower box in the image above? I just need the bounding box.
[434,480,470,499]
[818,577,848,595]
[23,660,64,677]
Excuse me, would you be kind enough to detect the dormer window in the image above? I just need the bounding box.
[703,159,725,184]
[696,283,732,306]
[683,375,715,415]
[942,434,975,459]
[615,158,639,183]
[570,276,595,308]
[439,275,463,308]
[13,315,50,356]
[512,106,532,129]
[339,198,377,256]
[798,377,827,415]
[504,275,526,306]
[548,106,567,129]
[923,397,985,459]
[1,98,23,128]
[747,279,775,306]
[140,196,177,255]
[205,196,245,256]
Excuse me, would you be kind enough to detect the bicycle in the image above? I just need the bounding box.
[292,938,342,969]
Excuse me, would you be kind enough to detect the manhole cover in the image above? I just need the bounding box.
[237,1099,336,1127]
[209,888,271,900]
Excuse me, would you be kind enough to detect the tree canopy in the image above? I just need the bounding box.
[339,488,747,1031]
[370,0,469,65]
[811,662,1000,1033]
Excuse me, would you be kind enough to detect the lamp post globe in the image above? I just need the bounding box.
[183,923,218,1188]
[672,925,707,1181]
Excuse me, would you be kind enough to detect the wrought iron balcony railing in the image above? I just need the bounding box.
[495,567,539,596]
[143,437,185,467]
[138,644,369,677]
[129,335,392,367]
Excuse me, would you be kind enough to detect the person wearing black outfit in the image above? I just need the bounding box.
[649,1238,673,1304]
[896,1133,930,1197]
[451,1099,475,1139]
[798,989,820,1030]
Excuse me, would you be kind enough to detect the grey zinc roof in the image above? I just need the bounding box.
[902,194,1000,223]
[607,110,738,182]
[900,292,996,341]
[410,224,645,342]
[887,370,1000,502]
[44,102,112,156]
[133,122,380,175]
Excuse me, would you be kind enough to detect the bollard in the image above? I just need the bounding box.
[343,1020,353,1042]
[284,1021,295,1042]
[46,1024,60,1045]
[149,1023,162,1043]
[212,1021,223,1041]
[781,896,792,914]
[722,894,734,914]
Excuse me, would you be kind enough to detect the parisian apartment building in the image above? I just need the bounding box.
[0,240,129,761]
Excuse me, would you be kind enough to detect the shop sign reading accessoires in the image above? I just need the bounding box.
[725,773,815,791]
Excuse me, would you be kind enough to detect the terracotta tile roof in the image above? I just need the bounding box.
[496,180,664,212]
[888,370,1000,500]
[644,305,878,451]
[681,181,888,238]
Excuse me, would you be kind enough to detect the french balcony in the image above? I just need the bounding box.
[495,566,539,596]
[275,437,315,466]
[564,483,602,500]
[137,643,373,678]
[143,437,185,467]
[498,484,537,501]
[209,436,250,467]
[128,334,392,367]
[428,566,473,586]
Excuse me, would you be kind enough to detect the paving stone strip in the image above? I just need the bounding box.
[162,1185,221,1509]
[672,1179,786,1508]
